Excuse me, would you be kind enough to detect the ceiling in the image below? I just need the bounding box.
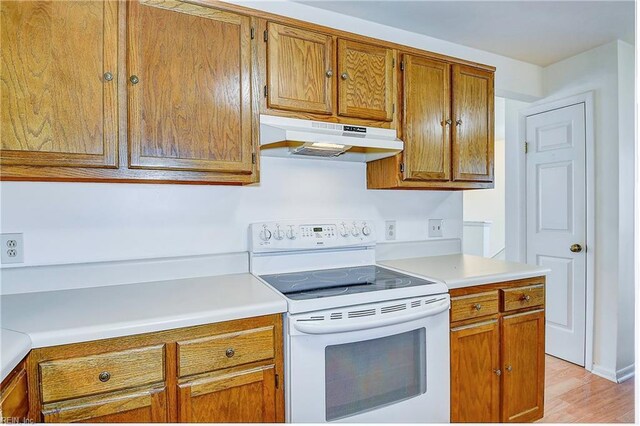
[295,1,635,66]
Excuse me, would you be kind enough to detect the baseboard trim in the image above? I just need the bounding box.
[616,364,635,383]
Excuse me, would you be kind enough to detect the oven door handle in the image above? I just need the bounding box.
[292,298,450,334]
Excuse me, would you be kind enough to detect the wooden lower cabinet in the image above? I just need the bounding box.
[42,385,168,423]
[502,310,545,422]
[450,277,545,423]
[0,359,30,422]
[28,314,284,423]
[178,366,276,423]
[450,319,500,422]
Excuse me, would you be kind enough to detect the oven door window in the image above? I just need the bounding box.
[325,328,426,421]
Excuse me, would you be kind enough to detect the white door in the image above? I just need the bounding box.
[525,103,586,366]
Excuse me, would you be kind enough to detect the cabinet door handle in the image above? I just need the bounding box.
[473,303,482,311]
[103,72,114,82]
[442,119,452,126]
[506,365,512,372]
[494,369,501,376]
[456,119,463,126]
[340,72,349,80]
[225,348,235,358]
[520,294,531,302]
[130,75,140,85]
[98,371,111,382]
[326,70,333,78]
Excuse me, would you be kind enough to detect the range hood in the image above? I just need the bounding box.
[259,115,403,162]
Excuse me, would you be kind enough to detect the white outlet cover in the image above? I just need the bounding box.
[385,220,397,241]
[1,233,24,264]
[428,219,444,238]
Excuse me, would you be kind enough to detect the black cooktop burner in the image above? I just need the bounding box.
[260,265,436,300]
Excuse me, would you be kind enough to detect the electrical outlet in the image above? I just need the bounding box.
[1,233,24,264]
[428,219,443,238]
[385,220,397,241]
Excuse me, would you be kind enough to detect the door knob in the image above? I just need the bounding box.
[570,244,583,253]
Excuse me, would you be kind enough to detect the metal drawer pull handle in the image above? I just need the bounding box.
[494,369,501,376]
[225,348,235,358]
[103,72,113,82]
[473,303,482,311]
[521,294,531,302]
[98,371,111,382]
[506,365,513,372]
[130,75,139,85]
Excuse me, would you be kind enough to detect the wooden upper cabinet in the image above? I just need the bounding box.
[267,23,334,114]
[501,310,545,423]
[0,0,118,168]
[127,0,253,174]
[401,55,450,181]
[450,319,501,423]
[452,64,494,182]
[178,366,277,423]
[42,386,168,423]
[337,39,394,121]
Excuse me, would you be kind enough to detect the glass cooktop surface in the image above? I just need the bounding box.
[260,265,436,300]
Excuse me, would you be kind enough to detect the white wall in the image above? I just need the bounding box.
[463,98,506,258]
[0,157,462,268]
[540,40,634,379]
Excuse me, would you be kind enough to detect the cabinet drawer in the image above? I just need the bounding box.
[451,291,499,322]
[39,345,165,403]
[178,326,275,377]
[501,284,545,312]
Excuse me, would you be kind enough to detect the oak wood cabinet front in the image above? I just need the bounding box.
[449,277,545,423]
[127,0,254,174]
[0,359,30,422]
[0,0,118,169]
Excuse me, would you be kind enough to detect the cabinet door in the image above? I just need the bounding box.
[1,1,118,168]
[501,309,545,423]
[42,386,168,423]
[178,366,277,423]
[337,39,394,121]
[450,319,500,423]
[451,65,494,182]
[267,23,334,114]
[401,55,451,181]
[0,362,29,422]
[128,0,253,174]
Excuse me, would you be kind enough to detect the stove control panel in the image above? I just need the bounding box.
[249,219,375,252]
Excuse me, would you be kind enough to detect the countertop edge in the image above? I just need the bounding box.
[1,329,32,382]
[445,269,550,289]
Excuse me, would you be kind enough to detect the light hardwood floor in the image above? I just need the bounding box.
[539,355,635,423]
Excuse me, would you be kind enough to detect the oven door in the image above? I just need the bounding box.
[286,295,450,423]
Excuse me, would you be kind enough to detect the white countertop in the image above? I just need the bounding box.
[1,329,31,382]
[379,254,549,289]
[1,273,287,349]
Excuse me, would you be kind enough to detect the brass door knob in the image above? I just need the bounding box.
[98,371,111,382]
[130,75,140,85]
[570,244,583,253]
[225,348,235,358]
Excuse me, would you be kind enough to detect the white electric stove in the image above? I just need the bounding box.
[249,219,450,423]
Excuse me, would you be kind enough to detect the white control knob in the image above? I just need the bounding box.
[362,225,371,236]
[273,227,284,240]
[286,228,296,240]
[259,229,272,241]
[351,226,360,237]
[339,225,349,237]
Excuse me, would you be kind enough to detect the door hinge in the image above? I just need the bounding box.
[251,27,255,40]
[275,373,279,389]
[400,163,405,173]
[263,30,268,42]
[252,152,256,164]
[264,85,268,98]
[524,142,529,154]
[400,61,404,71]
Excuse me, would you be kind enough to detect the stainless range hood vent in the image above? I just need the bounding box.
[259,115,403,162]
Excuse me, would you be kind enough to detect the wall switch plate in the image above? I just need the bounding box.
[428,219,444,238]
[1,233,24,264]
[385,221,397,241]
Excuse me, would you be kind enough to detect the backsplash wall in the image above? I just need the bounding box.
[0,157,462,268]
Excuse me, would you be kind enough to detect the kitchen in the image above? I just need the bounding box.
[0,0,635,424]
